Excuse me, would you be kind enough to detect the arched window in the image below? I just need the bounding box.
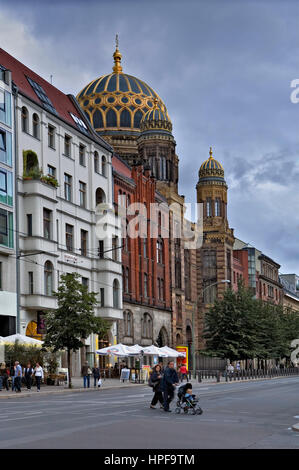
[215,198,221,217]
[206,198,212,217]
[21,107,29,133]
[95,187,106,205]
[32,113,40,139]
[144,273,148,297]
[157,238,163,264]
[94,151,99,173]
[123,310,133,337]
[142,313,152,338]
[44,261,53,296]
[113,279,120,308]
[102,156,107,177]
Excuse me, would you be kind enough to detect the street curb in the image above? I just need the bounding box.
[0,382,147,399]
[194,374,299,387]
[292,423,299,432]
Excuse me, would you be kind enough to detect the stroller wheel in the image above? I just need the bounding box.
[191,408,196,415]
[175,407,181,414]
[196,407,203,415]
[183,407,188,414]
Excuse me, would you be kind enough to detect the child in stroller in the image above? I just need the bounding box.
[175,382,203,415]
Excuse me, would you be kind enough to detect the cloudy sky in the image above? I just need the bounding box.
[1,0,298,273]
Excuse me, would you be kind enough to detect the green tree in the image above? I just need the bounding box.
[43,273,109,388]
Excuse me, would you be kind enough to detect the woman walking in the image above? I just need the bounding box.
[149,364,164,409]
[34,362,44,392]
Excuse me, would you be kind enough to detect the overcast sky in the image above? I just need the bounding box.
[1,0,298,274]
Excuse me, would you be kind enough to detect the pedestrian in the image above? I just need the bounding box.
[159,361,165,373]
[236,361,241,372]
[13,361,22,393]
[179,363,188,382]
[0,363,9,391]
[92,363,100,388]
[81,361,92,388]
[33,362,44,391]
[149,364,164,409]
[24,362,33,390]
[161,361,179,412]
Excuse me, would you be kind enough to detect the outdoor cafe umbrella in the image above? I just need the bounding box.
[1,333,43,346]
[140,345,168,357]
[95,343,138,357]
[159,346,186,358]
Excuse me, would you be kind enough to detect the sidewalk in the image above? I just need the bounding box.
[0,377,147,399]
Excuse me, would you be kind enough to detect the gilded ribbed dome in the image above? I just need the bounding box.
[76,45,170,136]
[140,98,172,133]
[199,148,225,181]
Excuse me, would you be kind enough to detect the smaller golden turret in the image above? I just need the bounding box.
[113,34,123,73]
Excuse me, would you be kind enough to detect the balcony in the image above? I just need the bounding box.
[96,306,123,320]
[22,294,57,310]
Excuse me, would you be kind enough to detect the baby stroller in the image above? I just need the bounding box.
[175,383,203,415]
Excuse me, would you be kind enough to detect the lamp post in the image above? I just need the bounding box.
[192,279,231,378]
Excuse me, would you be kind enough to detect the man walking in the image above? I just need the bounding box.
[81,361,91,388]
[161,361,179,412]
[14,361,22,393]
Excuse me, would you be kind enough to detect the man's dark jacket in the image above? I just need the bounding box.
[161,367,179,391]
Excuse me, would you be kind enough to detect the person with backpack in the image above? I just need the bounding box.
[149,364,164,409]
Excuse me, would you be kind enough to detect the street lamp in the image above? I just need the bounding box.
[192,279,231,378]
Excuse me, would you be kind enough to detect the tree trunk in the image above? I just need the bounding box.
[67,348,72,389]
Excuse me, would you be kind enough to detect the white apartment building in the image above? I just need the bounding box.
[0,48,122,374]
[0,63,17,337]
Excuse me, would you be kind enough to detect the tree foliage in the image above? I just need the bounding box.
[204,281,299,362]
[43,273,109,387]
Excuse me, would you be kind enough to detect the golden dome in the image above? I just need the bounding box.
[76,44,170,136]
[199,147,225,181]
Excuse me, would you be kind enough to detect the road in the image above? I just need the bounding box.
[0,376,299,449]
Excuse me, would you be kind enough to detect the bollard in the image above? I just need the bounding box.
[217,371,220,383]
[198,371,202,383]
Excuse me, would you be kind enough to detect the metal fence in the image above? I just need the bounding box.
[196,367,299,383]
[196,356,227,371]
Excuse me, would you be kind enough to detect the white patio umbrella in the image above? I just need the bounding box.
[141,345,168,357]
[160,346,186,358]
[2,333,43,346]
[96,343,138,357]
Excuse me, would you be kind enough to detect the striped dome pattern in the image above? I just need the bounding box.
[199,148,225,181]
[77,72,170,134]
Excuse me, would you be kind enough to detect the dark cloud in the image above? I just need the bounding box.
[1,0,298,273]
